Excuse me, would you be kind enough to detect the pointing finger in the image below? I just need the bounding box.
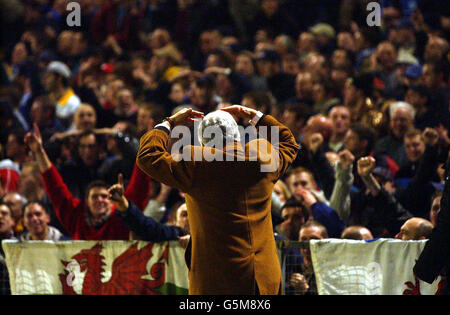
[33,123,41,139]
[118,173,124,187]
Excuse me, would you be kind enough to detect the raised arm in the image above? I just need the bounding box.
[329,150,355,222]
[296,186,346,238]
[221,105,300,179]
[357,155,413,236]
[25,124,80,234]
[24,124,52,173]
[414,153,450,283]
[357,156,382,196]
[109,174,183,242]
[124,163,151,212]
[137,108,204,192]
[143,183,172,221]
[307,133,336,199]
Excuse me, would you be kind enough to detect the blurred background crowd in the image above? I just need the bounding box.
[0,0,449,295]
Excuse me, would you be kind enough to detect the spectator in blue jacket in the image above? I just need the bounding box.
[108,174,185,243]
[291,185,345,238]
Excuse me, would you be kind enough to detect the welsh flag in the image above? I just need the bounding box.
[2,240,189,295]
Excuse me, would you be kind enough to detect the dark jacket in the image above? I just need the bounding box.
[292,146,336,200]
[395,144,439,218]
[117,201,183,242]
[414,156,450,295]
[349,187,413,238]
[310,202,346,238]
[374,132,407,168]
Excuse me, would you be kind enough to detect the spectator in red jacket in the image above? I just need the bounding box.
[24,124,151,240]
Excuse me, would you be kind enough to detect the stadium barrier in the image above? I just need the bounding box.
[0,239,444,295]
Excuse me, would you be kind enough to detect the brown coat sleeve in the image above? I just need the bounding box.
[136,128,195,192]
[251,115,300,180]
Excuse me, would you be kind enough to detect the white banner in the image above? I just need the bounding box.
[3,240,189,295]
[310,239,444,295]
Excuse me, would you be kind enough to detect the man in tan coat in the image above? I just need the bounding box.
[136,105,299,295]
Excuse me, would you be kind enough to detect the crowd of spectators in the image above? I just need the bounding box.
[0,0,449,295]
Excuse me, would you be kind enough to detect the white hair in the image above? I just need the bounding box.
[198,110,240,146]
[389,101,415,120]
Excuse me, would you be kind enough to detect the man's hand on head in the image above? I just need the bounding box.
[220,105,258,121]
[169,108,204,126]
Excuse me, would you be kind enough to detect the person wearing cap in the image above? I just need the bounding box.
[395,49,420,96]
[43,61,81,129]
[309,23,336,56]
[404,64,422,86]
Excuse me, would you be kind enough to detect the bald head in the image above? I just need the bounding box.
[329,106,351,135]
[341,226,373,240]
[2,191,26,221]
[395,217,433,240]
[302,114,334,146]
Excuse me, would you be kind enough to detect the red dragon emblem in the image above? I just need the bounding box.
[403,276,446,295]
[59,242,169,295]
